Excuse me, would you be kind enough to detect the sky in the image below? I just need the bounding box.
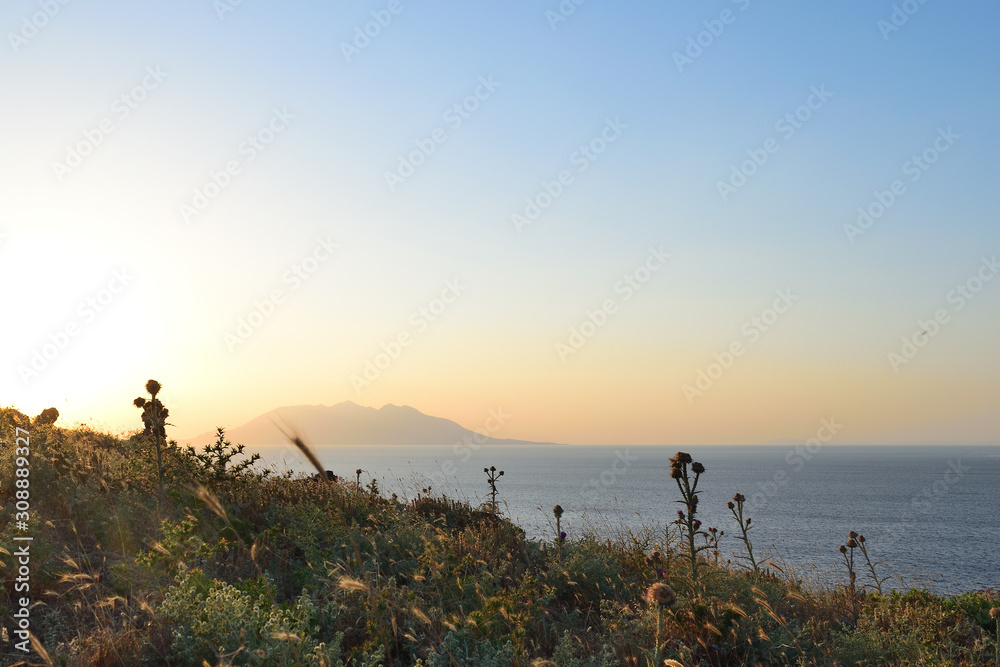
[2,1,998,446]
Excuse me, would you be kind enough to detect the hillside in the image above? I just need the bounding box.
[1,405,998,666]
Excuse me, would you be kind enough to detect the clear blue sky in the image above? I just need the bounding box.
[2,1,998,445]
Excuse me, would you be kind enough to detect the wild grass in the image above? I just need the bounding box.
[0,402,998,666]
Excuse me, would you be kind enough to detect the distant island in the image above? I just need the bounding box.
[182,401,562,448]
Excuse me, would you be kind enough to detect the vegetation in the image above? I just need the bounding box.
[1,390,998,666]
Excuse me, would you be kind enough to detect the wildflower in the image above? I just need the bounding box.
[552,505,564,518]
[693,519,702,530]
[676,510,685,520]
[691,461,705,474]
[559,531,567,540]
[644,582,676,607]
[733,493,746,503]
[656,567,666,577]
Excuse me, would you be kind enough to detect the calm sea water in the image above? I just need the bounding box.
[255,444,999,596]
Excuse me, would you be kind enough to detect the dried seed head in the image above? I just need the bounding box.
[848,530,858,539]
[733,493,746,503]
[644,582,676,607]
[691,462,705,474]
[671,452,693,465]
[145,379,161,397]
[552,505,564,518]
[858,534,865,543]
[133,397,146,408]
[726,501,735,510]
[839,545,847,554]
[846,538,858,549]
[670,466,683,479]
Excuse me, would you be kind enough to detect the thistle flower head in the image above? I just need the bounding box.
[356,468,362,475]
[691,461,705,474]
[145,379,161,397]
[839,544,847,554]
[733,493,746,503]
[671,452,693,465]
[559,531,566,540]
[644,582,676,607]
[677,510,685,519]
[848,530,858,539]
[669,465,683,479]
[858,534,866,543]
[846,538,858,549]
[133,397,146,408]
[693,519,702,530]
[650,550,663,563]
[552,504,563,518]
[726,501,735,510]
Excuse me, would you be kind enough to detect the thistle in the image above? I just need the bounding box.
[839,532,861,624]
[669,451,709,580]
[853,533,886,594]
[644,582,676,666]
[484,466,504,511]
[134,379,168,507]
[727,493,760,577]
[553,505,565,559]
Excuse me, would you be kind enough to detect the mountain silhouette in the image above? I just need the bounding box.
[182,401,558,448]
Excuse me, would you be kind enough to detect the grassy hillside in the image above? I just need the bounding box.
[0,398,998,666]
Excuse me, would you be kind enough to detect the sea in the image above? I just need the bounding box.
[254,443,1000,596]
